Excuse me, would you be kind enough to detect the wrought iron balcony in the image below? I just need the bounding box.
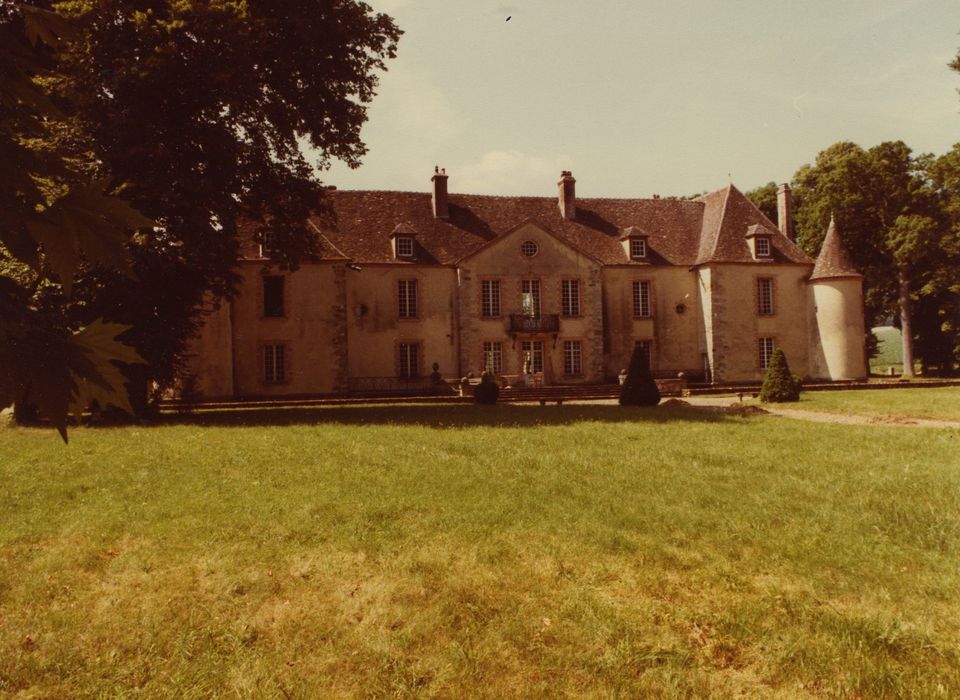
[508,313,560,333]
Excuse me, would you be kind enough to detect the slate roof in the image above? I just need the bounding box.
[244,182,815,267]
[692,184,813,265]
[810,217,862,280]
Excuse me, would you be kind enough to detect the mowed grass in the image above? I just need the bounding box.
[2,404,960,698]
[871,326,904,374]
[794,386,960,422]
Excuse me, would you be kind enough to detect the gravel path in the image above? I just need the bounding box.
[678,396,960,429]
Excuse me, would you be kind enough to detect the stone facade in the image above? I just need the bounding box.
[185,171,867,399]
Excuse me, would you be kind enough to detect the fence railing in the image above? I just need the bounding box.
[507,313,560,333]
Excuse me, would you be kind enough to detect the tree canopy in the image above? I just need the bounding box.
[790,140,958,374]
[1,1,401,432]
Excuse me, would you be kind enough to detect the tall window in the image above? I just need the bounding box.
[395,236,414,258]
[755,237,771,258]
[263,276,284,318]
[263,344,286,383]
[521,279,541,318]
[630,238,647,259]
[482,341,503,375]
[561,279,581,317]
[521,340,544,374]
[398,279,418,318]
[481,280,501,318]
[398,342,420,378]
[632,281,651,318]
[758,337,775,370]
[634,339,652,369]
[757,277,774,315]
[563,340,582,376]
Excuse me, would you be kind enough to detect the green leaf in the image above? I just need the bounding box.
[67,320,145,421]
[25,181,154,294]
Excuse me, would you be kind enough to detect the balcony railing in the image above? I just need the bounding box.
[508,313,560,333]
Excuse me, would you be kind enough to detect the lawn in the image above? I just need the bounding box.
[2,404,960,698]
[870,326,904,375]
[794,386,960,422]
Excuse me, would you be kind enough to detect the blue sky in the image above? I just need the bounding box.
[316,0,960,198]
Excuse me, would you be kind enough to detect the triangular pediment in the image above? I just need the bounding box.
[457,219,602,265]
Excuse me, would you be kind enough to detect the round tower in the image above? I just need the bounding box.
[809,217,866,380]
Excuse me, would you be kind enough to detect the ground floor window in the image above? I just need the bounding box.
[482,341,503,375]
[520,340,544,374]
[563,340,582,376]
[398,342,420,378]
[758,337,775,370]
[263,344,287,383]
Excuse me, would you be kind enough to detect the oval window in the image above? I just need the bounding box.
[521,240,539,257]
[675,303,687,315]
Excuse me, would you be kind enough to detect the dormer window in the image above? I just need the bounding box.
[745,224,775,260]
[390,223,417,260]
[620,226,651,262]
[755,236,771,258]
[396,236,414,258]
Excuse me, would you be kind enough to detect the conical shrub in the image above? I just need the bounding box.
[759,348,801,402]
[619,344,660,406]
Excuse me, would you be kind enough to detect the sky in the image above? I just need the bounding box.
[315,0,960,199]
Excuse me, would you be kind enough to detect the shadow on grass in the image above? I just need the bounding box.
[155,403,739,429]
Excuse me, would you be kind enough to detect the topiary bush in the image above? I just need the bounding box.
[473,370,500,404]
[619,345,660,406]
[759,348,802,402]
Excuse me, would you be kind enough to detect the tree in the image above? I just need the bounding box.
[2,1,401,424]
[1,4,149,439]
[759,349,800,403]
[619,344,660,406]
[791,141,947,377]
[744,181,779,224]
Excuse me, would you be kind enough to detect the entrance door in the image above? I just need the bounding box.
[520,340,548,384]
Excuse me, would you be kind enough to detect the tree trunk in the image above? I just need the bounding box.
[898,270,915,379]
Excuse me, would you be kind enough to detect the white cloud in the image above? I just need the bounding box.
[455,150,572,195]
[374,65,461,144]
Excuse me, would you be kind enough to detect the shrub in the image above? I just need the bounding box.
[474,371,500,404]
[619,345,660,406]
[760,349,802,402]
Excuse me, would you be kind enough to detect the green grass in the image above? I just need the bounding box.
[871,326,904,375]
[793,387,960,422]
[2,404,960,697]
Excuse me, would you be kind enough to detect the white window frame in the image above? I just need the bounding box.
[481,280,501,318]
[521,340,544,374]
[755,236,771,258]
[396,236,414,258]
[632,280,651,318]
[263,344,287,383]
[758,337,775,371]
[482,341,503,375]
[561,279,581,317]
[398,342,420,378]
[630,238,647,259]
[757,277,774,315]
[398,279,418,318]
[521,279,541,319]
[563,340,582,376]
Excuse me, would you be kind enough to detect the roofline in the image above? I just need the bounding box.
[456,218,605,265]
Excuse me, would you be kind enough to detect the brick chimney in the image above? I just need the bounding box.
[777,183,794,242]
[558,171,576,220]
[431,166,449,219]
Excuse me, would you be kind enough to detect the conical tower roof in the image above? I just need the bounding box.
[810,216,862,281]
